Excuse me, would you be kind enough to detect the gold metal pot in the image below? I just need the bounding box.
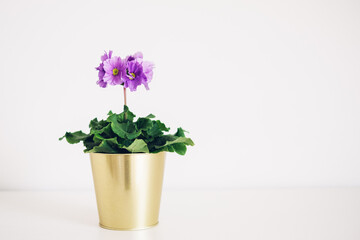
[89,152,166,230]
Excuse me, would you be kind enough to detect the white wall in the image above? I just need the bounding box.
[0,0,359,190]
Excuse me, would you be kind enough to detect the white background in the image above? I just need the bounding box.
[0,0,359,190]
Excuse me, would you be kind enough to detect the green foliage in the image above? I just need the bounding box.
[59,131,88,144]
[59,106,194,155]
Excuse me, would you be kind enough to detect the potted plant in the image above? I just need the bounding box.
[59,51,194,230]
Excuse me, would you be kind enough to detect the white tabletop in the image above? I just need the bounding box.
[0,188,359,240]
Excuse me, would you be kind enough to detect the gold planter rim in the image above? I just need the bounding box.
[89,152,164,156]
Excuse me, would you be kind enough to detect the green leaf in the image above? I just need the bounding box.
[101,124,113,137]
[172,143,187,155]
[83,135,99,151]
[145,113,155,118]
[59,131,89,144]
[150,135,175,148]
[118,105,136,122]
[89,118,108,130]
[110,121,126,138]
[147,120,169,137]
[86,138,119,153]
[154,120,170,131]
[167,145,175,152]
[175,127,186,137]
[147,123,163,137]
[107,107,137,138]
[111,121,141,139]
[127,130,142,140]
[122,122,141,139]
[93,133,105,144]
[154,136,194,149]
[125,139,149,153]
[118,138,133,147]
[136,117,153,131]
[107,113,119,124]
[152,144,175,153]
[89,119,112,136]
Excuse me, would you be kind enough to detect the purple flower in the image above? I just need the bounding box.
[103,56,124,85]
[95,51,154,90]
[123,60,146,91]
[123,52,154,91]
[95,50,113,88]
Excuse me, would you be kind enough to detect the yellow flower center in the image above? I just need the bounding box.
[129,73,136,80]
[113,68,119,76]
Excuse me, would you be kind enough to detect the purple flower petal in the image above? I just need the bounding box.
[101,50,113,62]
[96,50,114,88]
[142,61,154,82]
[133,52,143,59]
[103,56,124,85]
[97,79,107,88]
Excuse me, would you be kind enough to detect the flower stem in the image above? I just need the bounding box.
[123,87,127,120]
[123,86,127,106]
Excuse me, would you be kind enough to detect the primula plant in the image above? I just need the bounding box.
[60,51,194,155]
